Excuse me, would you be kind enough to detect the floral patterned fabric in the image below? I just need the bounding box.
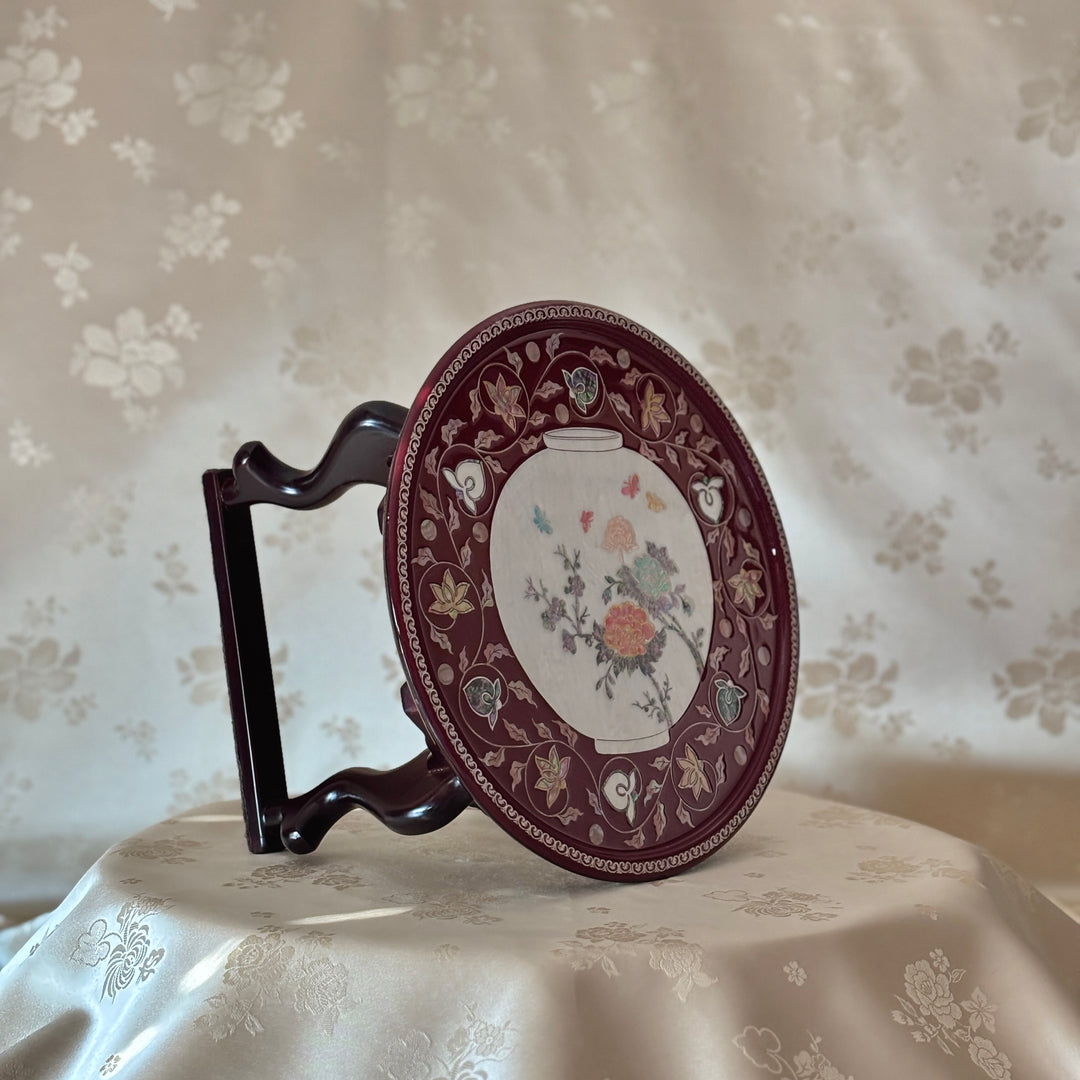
[1,0,1079,926]
[0,792,1077,1078]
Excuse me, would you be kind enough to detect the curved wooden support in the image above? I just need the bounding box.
[204,399,475,858]
[280,750,473,853]
[221,400,407,510]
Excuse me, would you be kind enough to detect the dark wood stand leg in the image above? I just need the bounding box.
[203,401,472,855]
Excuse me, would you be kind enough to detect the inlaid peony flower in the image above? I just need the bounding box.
[728,566,764,610]
[483,371,526,432]
[527,532,703,728]
[602,768,638,825]
[442,459,486,513]
[534,746,570,809]
[639,378,670,437]
[428,568,475,622]
[601,514,637,557]
[603,602,656,658]
[676,743,711,799]
[632,553,671,599]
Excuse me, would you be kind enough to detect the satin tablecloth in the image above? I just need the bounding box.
[1,790,1078,1079]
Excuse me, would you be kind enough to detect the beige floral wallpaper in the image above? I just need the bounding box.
[1,0,1078,919]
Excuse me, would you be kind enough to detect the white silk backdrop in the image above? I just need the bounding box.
[1,0,1078,920]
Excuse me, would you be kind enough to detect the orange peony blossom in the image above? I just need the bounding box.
[603,602,656,658]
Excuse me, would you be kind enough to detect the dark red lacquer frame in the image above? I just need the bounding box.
[203,302,798,880]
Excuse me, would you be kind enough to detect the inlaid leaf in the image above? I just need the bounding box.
[486,456,505,475]
[442,418,465,445]
[675,391,688,417]
[534,720,553,741]
[484,642,511,663]
[638,441,660,463]
[738,644,751,678]
[644,778,663,804]
[676,802,693,827]
[621,366,644,387]
[520,434,542,454]
[469,386,483,421]
[475,429,502,451]
[694,435,719,454]
[459,647,469,674]
[743,538,761,561]
[535,380,562,400]
[505,348,523,375]
[528,410,546,428]
[715,752,726,785]
[554,719,579,748]
[722,528,735,563]
[555,806,582,826]
[481,570,494,608]
[424,447,439,478]
[412,547,435,568]
[506,721,530,744]
[545,332,561,358]
[650,755,670,771]
[696,724,721,746]
[587,788,603,815]
[510,759,527,790]
[665,445,679,466]
[624,829,645,849]
[507,680,536,706]
[419,488,442,520]
[430,625,452,653]
[674,430,688,446]
[755,688,770,716]
[759,611,777,631]
[483,747,506,768]
[654,801,667,841]
[459,541,472,569]
[447,500,460,535]
[695,703,714,720]
[744,724,756,750]
[686,451,706,471]
[590,345,615,367]
[610,392,632,418]
[709,646,729,671]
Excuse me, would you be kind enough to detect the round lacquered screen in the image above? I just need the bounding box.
[385,302,798,880]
